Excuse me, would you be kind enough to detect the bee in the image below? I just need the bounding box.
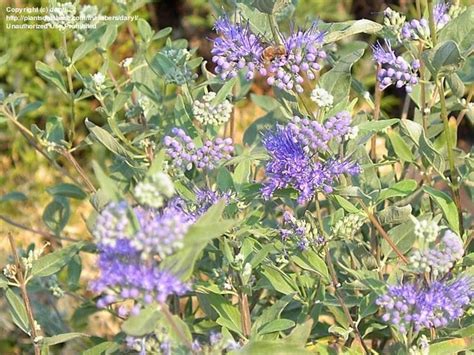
[261,44,287,62]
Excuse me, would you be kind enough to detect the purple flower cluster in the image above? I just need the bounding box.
[377,277,474,334]
[261,125,359,204]
[168,187,232,220]
[211,17,325,92]
[132,206,194,258]
[401,2,450,41]
[280,211,324,251]
[373,41,420,93]
[211,16,264,80]
[164,128,234,171]
[90,201,192,311]
[266,23,326,93]
[410,229,464,278]
[90,239,189,310]
[287,112,353,152]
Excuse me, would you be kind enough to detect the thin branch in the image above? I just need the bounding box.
[370,65,382,161]
[366,211,408,264]
[1,215,81,243]
[325,247,370,354]
[8,233,41,355]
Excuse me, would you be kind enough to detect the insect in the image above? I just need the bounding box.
[261,44,287,62]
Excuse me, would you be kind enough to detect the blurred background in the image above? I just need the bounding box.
[0,0,472,352]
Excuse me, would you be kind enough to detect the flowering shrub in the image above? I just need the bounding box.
[0,0,473,354]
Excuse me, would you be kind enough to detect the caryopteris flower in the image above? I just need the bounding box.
[134,172,175,209]
[90,201,191,310]
[164,128,234,171]
[310,87,333,108]
[287,111,354,152]
[266,22,326,93]
[409,229,464,277]
[211,16,264,80]
[193,92,233,126]
[373,40,420,93]
[377,277,474,334]
[261,125,359,204]
[280,211,324,251]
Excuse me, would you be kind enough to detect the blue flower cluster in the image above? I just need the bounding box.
[164,128,234,171]
[280,211,324,251]
[90,201,191,311]
[377,277,474,334]
[169,187,233,219]
[409,229,464,278]
[373,41,420,93]
[261,113,359,204]
[401,2,451,41]
[211,16,265,80]
[287,111,353,152]
[211,17,326,92]
[266,23,326,93]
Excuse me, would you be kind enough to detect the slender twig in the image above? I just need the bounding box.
[325,247,370,354]
[239,290,252,338]
[0,215,81,243]
[63,33,76,142]
[315,199,369,353]
[8,233,41,355]
[160,303,193,350]
[370,65,382,161]
[436,80,464,236]
[60,148,97,193]
[366,211,408,264]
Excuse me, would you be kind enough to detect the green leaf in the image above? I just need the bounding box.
[85,119,131,158]
[42,333,89,346]
[378,205,413,225]
[332,195,360,213]
[121,307,162,337]
[358,119,399,133]
[152,27,172,41]
[71,26,108,63]
[253,0,292,14]
[42,196,70,234]
[162,312,193,344]
[262,265,299,295]
[160,201,236,280]
[423,186,460,234]
[446,73,465,97]
[46,183,87,200]
[429,337,473,354]
[211,77,237,105]
[17,101,43,119]
[35,61,68,96]
[0,191,27,203]
[259,319,295,334]
[200,292,242,335]
[83,341,120,355]
[387,129,415,162]
[324,20,382,43]
[31,242,84,277]
[320,49,364,104]
[237,341,310,354]
[381,219,415,260]
[137,18,153,41]
[377,180,417,203]
[233,159,251,189]
[284,319,314,346]
[236,3,271,37]
[91,161,121,202]
[292,250,330,284]
[438,6,474,52]
[423,40,465,77]
[6,288,29,334]
[0,275,9,289]
[251,294,293,337]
